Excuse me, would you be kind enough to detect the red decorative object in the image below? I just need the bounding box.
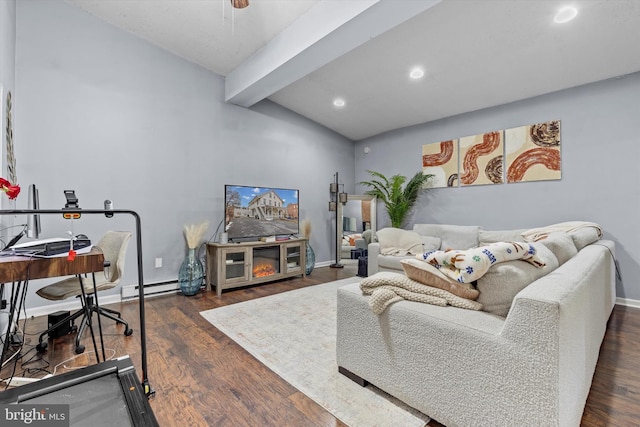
[0,177,20,200]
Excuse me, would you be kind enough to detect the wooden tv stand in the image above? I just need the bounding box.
[206,238,306,296]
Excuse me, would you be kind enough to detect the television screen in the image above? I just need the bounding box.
[225,185,299,241]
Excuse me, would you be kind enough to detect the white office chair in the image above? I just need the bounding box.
[36,231,133,354]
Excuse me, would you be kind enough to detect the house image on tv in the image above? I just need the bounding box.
[287,203,299,220]
[247,190,286,221]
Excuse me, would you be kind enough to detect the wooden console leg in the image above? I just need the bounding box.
[338,366,369,387]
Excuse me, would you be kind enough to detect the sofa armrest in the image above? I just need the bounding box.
[367,242,380,275]
[502,241,615,345]
[500,241,615,426]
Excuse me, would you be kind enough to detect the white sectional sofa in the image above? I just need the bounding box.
[337,223,616,426]
[368,224,529,276]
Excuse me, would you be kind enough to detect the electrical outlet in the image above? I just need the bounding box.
[155,258,162,268]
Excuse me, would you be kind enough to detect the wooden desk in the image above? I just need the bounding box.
[0,247,105,283]
[0,248,106,369]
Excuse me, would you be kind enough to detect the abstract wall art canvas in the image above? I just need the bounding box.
[458,130,504,187]
[422,139,459,188]
[505,120,561,183]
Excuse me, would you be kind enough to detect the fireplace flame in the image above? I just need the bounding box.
[253,263,277,278]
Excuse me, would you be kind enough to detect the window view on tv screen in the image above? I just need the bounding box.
[225,185,299,240]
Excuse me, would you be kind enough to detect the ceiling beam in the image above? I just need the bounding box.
[225,0,441,107]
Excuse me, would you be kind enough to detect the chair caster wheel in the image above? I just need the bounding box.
[36,342,48,353]
[70,325,78,333]
[124,328,133,337]
[75,345,85,354]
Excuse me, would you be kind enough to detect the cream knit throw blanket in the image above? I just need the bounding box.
[521,221,603,242]
[419,241,544,283]
[360,272,483,314]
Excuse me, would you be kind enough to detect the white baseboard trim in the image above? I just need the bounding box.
[616,297,640,309]
[24,294,121,320]
[314,260,332,268]
[21,262,358,320]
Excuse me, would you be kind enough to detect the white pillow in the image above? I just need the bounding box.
[421,236,441,251]
[569,227,601,251]
[538,232,577,265]
[401,259,479,300]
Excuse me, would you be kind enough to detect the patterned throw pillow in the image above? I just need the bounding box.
[401,259,479,300]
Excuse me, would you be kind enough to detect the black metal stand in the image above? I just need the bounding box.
[0,208,153,398]
[330,172,344,269]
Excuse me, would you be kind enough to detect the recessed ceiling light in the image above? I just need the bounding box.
[554,6,578,23]
[333,98,345,108]
[409,67,425,79]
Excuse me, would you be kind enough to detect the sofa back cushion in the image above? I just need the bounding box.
[479,228,527,245]
[476,242,559,317]
[412,224,480,250]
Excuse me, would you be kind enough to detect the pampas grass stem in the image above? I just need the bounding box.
[301,218,312,239]
[184,221,209,248]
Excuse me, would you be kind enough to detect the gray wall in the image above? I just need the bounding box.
[355,72,640,301]
[0,0,15,209]
[5,0,639,311]
[0,0,16,345]
[12,0,353,310]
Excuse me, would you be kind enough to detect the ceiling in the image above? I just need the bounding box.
[65,0,640,141]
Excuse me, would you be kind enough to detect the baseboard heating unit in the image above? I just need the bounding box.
[121,281,181,299]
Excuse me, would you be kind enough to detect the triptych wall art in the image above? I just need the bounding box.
[422,120,561,188]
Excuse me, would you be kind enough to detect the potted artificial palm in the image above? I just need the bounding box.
[359,170,433,228]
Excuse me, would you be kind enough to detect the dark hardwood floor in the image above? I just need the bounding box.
[2,265,639,426]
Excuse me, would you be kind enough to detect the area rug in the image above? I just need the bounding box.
[200,278,430,427]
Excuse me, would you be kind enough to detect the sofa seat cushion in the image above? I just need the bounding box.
[476,242,559,317]
[412,224,480,250]
[340,282,504,334]
[377,254,414,271]
[360,272,483,313]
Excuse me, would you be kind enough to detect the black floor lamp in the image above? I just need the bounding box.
[329,172,348,268]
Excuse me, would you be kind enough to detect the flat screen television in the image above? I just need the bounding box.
[224,185,299,241]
